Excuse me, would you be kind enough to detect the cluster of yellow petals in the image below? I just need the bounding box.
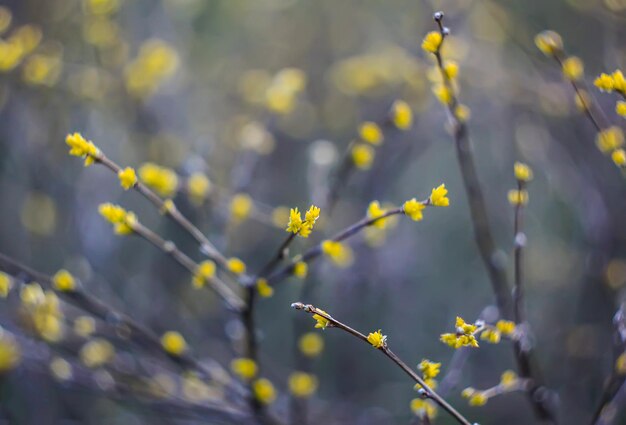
[286,205,320,238]
[440,316,479,349]
[161,331,187,356]
[138,163,179,198]
[52,269,76,292]
[66,133,99,166]
[321,240,353,268]
[192,260,216,288]
[98,203,137,235]
[366,329,387,348]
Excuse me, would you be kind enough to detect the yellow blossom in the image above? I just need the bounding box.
[422,31,443,53]
[293,261,308,279]
[0,272,12,298]
[455,104,471,122]
[117,167,137,190]
[444,61,459,79]
[321,240,353,267]
[514,162,533,182]
[418,359,441,379]
[480,328,501,344]
[98,203,136,235]
[230,193,253,221]
[351,144,374,169]
[312,309,330,329]
[65,133,99,166]
[403,198,425,221]
[253,378,276,404]
[495,320,516,336]
[534,30,563,56]
[366,329,387,348]
[358,121,383,145]
[500,370,518,389]
[617,101,626,118]
[231,358,257,380]
[227,257,246,275]
[595,73,614,92]
[192,260,216,288]
[80,338,114,368]
[304,205,321,228]
[597,126,625,154]
[433,84,453,105]
[390,100,413,130]
[0,333,20,372]
[187,173,211,204]
[256,278,274,298]
[20,282,44,306]
[367,201,388,229]
[138,163,179,197]
[74,316,96,338]
[286,208,303,234]
[410,399,437,419]
[430,184,450,207]
[612,149,626,167]
[469,391,488,406]
[299,332,324,357]
[461,387,475,399]
[562,56,583,81]
[613,70,626,93]
[508,189,529,206]
[52,269,76,292]
[161,331,187,356]
[440,316,479,349]
[288,372,318,398]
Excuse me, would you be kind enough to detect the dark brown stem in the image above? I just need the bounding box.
[513,180,526,325]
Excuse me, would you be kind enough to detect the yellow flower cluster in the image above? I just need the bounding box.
[227,257,246,275]
[366,329,387,348]
[192,260,216,288]
[534,30,563,57]
[0,332,20,372]
[321,240,354,268]
[596,126,624,155]
[252,378,276,404]
[21,285,64,343]
[231,358,258,380]
[410,399,437,420]
[367,201,388,229]
[403,198,425,221]
[125,39,179,98]
[390,100,413,130]
[292,261,308,279]
[98,203,137,235]
[440,316,479,349]
[74,316,96,338]
[0,23,43,73]
[508,189,529,206]
[256,278,274,298]
[0,272,12,298]
[461,387,488,406]
[500,369,518,389]
[481,320,516,344]
[265,68,307,114]
[312,309,330,329]
[138,163,179,197]
[351,144,375,170]
[230,193,253,221]
[298,332,324,357]
[421,31,442,53]
[79,338,115,368]
[594,70,626,95]
[288,371,318,398]
[187,173,211,205]
[402,184,450,222]
[359,122,383,145]
[514,162,533,182]
[117,167,137,190]
[561,56,583,81]
[286,205,320,238]
[161,331,187,356]
[52,269,76,292]
[417,359,441,389]
[429,184,450,206]
[66,133,99,166]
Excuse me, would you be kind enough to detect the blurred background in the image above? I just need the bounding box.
[1,0,626,423]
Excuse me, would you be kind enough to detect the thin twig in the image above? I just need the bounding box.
[290,303,473,425]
